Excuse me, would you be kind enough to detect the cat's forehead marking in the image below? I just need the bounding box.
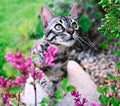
[59,19,63,23]
[60,16,72,27]
[61,16,70,23]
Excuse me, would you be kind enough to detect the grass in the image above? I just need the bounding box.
[0,0,43,38]
[0,0,46,75]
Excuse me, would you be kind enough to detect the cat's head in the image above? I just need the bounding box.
[40,3,82,47]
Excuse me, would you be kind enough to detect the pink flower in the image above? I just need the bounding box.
[5,52,32,74]
[47,44,58,56]
[43,51,55,66]
[0,76,7,88]
[71,90,87,106]
[6,80,16,87]
[5,52,15,62]
[15,75,26,85]
[2,92,10,104]
[2,92,12,106]
[71,90,81,97]
[24,57,32,67]
[43,45,58,66]
[36,69,42,80]
[82,98,88,104]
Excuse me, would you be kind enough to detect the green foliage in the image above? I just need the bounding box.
[40,98,50,106]
[55,78,76,101]
[78,14,92,33]
[107,73,115,80]
[60,78,69,90]
[113,50,120,56]
[40,78,76,105]
[111,97,120,106]
[9,86,20,94]
[97,71,120,106]
[0,0,43,76]
[98,0,120,48]
[99,95,111,105]
[55,90,64,101]
[60,78,76,92]
[66,85,76,92]
[2,63,19,78]
[10,99,18,106]
[98,1,120,104]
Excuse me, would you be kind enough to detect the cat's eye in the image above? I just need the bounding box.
[72,22,77,28]
[55,24,63,31]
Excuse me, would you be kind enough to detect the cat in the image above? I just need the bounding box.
[31,3,84,98]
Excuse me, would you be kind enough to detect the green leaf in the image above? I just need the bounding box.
[55,96,62,102]
[40,103,46,106]
[20,40,34,53]
[10,99,18,106]
[113,50,120,56]
[116,76,120,80]
[60,78,69,90]
[9,86,20,94]
[111,97,119,106]
[0,89,4,93]
[97,87,104,94]
[66,85,76,92]
[107,73,115,80]
[105,97,111,105]
[99,95,106,104]
[103,85,110,92]
[116,62,120,69]
[55,89,64,99]
[111,85,116,92]
[2,63,18,78]
[41,98,50,104]
[78,14,92,33]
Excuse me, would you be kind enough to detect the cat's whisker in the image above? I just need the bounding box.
[81,37,97,50]
[78,37,95,50]
[77,39,85,50]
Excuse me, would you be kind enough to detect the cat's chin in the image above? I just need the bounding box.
[59,40,75,47]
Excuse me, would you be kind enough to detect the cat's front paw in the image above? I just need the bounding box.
[39,74,55,97]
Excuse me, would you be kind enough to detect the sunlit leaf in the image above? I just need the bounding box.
[97,87,104,94]
[10,99,18,106]
[116,62,120,69]
[111,97,120,106]
[66,85,76,92]
[2,63,18,78]
[55,89,64,99]
[99,95,106,104]
[107,73,115,80]
[9,86,20,94]
[40,98,50,104]
[60,78,69,90]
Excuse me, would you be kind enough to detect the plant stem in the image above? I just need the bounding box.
[33,63,37,106]
[34,83,37,106]
[18,90,20,106]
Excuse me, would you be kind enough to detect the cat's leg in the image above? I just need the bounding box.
[39,72,55,97]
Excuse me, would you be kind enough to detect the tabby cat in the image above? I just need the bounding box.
[31,3,83,97]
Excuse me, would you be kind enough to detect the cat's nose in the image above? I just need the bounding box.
[67,28,74,35]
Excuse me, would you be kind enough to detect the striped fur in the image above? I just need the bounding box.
[31,4,82,97]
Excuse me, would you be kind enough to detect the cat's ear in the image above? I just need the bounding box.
[40,5,55,27]
[68,3,83,20]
